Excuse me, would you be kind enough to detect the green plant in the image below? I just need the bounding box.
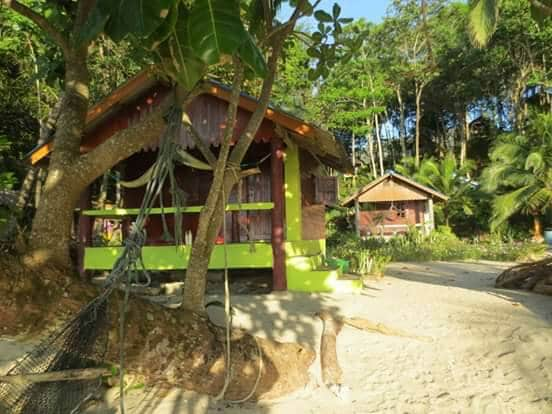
[482,113,552,239]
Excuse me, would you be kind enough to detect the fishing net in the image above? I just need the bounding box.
[0,107,185,414]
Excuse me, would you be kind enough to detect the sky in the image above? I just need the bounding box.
[281,0,391,24]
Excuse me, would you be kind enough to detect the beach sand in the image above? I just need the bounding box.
[2,261,551,413]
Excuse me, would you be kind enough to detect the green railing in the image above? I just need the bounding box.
[82,202,274,217]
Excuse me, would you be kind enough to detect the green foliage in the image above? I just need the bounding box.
[326,231,391,276]
[328,227,546,268]
[482,113,552,230]
[395,154,482,230]
[80,0,268,88]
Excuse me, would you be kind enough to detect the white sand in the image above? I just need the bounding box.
[3,261,552,413]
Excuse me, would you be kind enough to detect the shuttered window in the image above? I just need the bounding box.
[314,176,338,205]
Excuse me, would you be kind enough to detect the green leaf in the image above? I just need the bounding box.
[188,0,246,65]
[314,10,333,23]
[77,0,112,44]
[105,0,176,42]
[467,0,499,47]
[158,8,207,89]
[332,3,341,19]
[145,3,179,50]
[237,31,267,77]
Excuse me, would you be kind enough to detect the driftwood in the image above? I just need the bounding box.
[317,311,343,388]
[0,368,110,385]
[495,258,552,295]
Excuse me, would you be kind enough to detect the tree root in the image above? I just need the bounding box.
[0,256,315,401]
[495,257,552,295]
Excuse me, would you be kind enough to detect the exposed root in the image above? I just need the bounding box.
[495,257,552,295]
[0,256,315,401]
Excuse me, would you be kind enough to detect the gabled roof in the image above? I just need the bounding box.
[28,69,352,172]
[341,171,448,207]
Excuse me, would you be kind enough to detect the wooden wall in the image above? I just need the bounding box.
[359,200,426,236]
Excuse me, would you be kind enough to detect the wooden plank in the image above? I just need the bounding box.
[0,368,110,385]
[82,202,274,217]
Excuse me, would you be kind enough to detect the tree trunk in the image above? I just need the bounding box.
[97,171,110,208]
[458,110,469,167]
[28,51,91,268]
[374,114,384,176]
[396,86,407,159]
[415,82,424,168]
[533,215,544,242]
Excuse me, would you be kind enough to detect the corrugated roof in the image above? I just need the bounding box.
[28,69,352,172]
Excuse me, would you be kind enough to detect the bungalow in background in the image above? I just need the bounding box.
[342,172,447,237]
[28,70,361,293]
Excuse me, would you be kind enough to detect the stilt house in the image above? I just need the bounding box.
[29,71,359,293]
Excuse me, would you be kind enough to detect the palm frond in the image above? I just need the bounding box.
[490,185,535,231]
[468,0,500,48]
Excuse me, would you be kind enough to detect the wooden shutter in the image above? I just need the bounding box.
[314,176,338,205]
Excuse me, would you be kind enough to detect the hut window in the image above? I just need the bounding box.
[314,176,338,205]
[395,202,407,218]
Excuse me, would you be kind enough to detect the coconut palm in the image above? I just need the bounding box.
[396,154,477,227]
[468,0,552,47]
[481,113,552,240]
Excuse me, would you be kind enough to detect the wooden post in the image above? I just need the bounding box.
[354,199,361,237]
[77,187,92,279]
[271,138,286,290]
[427,198,434,233]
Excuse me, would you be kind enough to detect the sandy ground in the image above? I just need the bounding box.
[2,261,552,413]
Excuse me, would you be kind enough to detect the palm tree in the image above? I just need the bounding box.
[481,113,552,240]
[468,0,552,47]
[396,154,476,227]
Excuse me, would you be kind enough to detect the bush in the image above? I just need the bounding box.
[327,227,546,274]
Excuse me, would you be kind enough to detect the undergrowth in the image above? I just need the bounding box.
[327,226,547,276]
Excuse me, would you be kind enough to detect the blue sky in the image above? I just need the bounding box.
[281,0,391,23]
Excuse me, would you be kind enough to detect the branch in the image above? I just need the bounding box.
[76,83,205,186]
[1,0,70,56]
[529,0,552,16]
[228,2,304,166]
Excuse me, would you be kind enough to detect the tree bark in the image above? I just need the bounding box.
[182,30,292,311]
[414,81,425,168]
[28,49,91,268]
[396,86,407,159]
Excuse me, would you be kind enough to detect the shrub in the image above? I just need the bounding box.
[327,227,546,274]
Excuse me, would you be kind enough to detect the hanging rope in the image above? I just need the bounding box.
[213,168,263,404]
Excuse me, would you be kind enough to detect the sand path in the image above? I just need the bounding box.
[2,261,551,413]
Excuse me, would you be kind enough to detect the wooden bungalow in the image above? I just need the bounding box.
[342,172,448,237]
[29,70,360,293]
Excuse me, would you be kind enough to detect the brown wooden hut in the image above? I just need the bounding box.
[29,70,361,293]
[342,172,448,237]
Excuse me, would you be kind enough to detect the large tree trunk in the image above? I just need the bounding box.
[414,82,425,168]
[458,110,469,167]
[396,86,407,159]
[0,257,315,401]
[28,52,90,269]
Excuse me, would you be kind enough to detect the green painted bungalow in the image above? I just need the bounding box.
[30,71,360,293]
